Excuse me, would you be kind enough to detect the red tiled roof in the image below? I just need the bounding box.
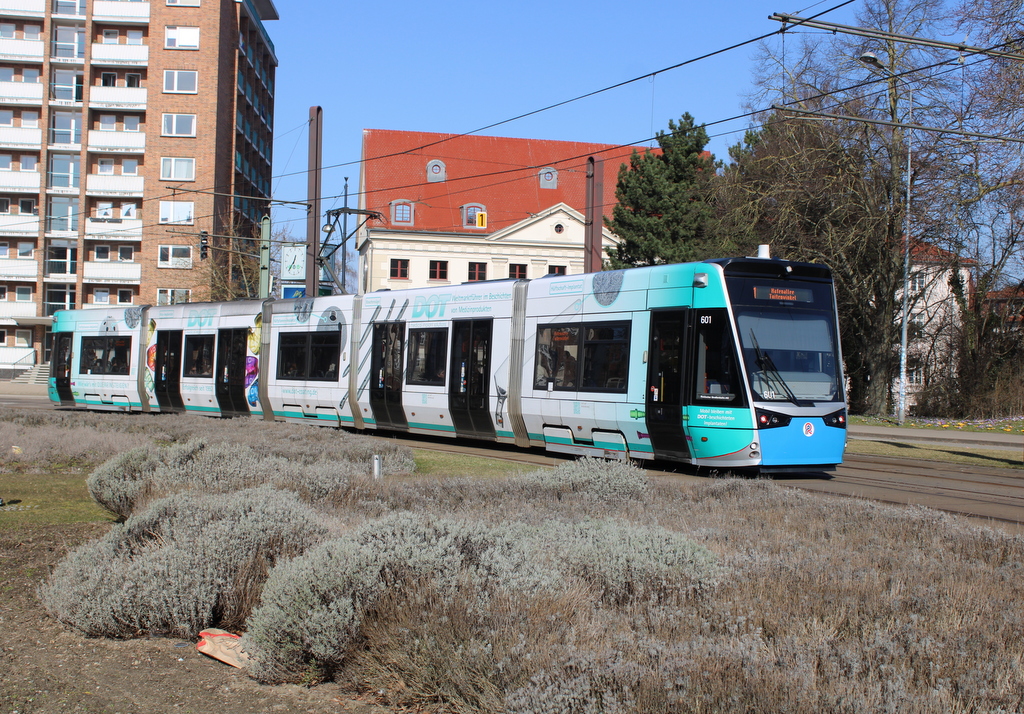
[359,129,645,234]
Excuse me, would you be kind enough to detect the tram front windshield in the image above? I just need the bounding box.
[727,277,842,403]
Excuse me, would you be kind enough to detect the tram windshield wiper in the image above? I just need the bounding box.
[749,330,800,405]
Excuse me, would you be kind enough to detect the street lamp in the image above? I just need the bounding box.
[859,51,913,424]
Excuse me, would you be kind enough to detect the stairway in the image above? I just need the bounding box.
[11,363,51,385]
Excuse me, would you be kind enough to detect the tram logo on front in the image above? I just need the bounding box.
[803,422,815,437]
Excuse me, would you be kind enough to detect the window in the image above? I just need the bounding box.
[0,155,10,170]
[48,196,78,231]
[548,265,567,275]
[425,159,446,182]
[161,157,195,181]
[158,244,192,268]
[21,111,37,128]
[93,288,109,304]
[168,0,202,5]
[539,167,558,189]
[98,114,116,131]
[0,243,6,258]
[391,200,413,225]
[277,331,341,381]
[80,336,131,375]
[20,155,36,171]
[533,321,631,392]
[120,201,136,218]
[125,72,141,87]
[163,70,197,93]
[158,288,191,305]
[0,68,12,82]
[51,70,83,102]
[17,242,33,258]
[468,262,487,282]
[165,26,199,49]
[100,72,116,87]
[159,201,193,224]
[23,68,40,83]
[19,198,36,215]
[0,198,8,213]
[183,333,212,375]
[118,246,133,261]
[97,158,114,175]
[95,201,113,218]
[117,289,133,304]
[16,285,31,301]
[0,110,12,126]
[162,113,195,136]
[463,204,485,228]
[121,158,138,174]
[407,328,448,385]
[0,24,15,39]
[910,272,927,293]
[23,24,40,40]
[126,30,143,45]
[123,115,140,132]
[429,260,448,281]
[15,329,30,347]
[509,264,527,279]
[94,244,110,260]
[101,29,118,44]
[390,258,408,279]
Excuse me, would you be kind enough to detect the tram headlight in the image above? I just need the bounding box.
[823,409,847,428]
[755,409,791,429]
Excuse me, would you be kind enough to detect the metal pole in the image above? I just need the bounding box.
[341,177,349,294]
[306,106,323,297]
[259,215,271,298]
[897,89,913,424]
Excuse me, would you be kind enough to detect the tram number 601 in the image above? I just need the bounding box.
[700,315,712,325]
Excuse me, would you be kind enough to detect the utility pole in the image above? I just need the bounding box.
[341,177,349,294]
[259,215,271,298]
[306,106,323,297]
[584,156,604,273]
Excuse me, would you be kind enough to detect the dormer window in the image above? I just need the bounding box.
[463,203,485,228]
[426,159,446,183]
[391,200,414,225]
[539,167,558,189]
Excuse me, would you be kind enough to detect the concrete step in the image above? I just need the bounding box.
[10,363,50,385]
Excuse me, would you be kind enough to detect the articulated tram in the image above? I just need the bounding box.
[49,250,847,472]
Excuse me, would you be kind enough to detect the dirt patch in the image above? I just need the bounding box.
[0,523,394,714]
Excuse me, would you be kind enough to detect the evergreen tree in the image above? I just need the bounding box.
[605,113,719,268]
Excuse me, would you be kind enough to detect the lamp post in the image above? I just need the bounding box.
[859,51,913,424]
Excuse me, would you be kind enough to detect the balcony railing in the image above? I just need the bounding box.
[85,217,142,240]
[50,40,86,61]
[0,0,46,17]
[0,214,40,234]
[86,128,145,152]
[45,215,78,232]
[85,173,144,197]
[47,170,80,189]
[89,43,148,66]
[0,80,43,104]
[0,170,41,193]
[92,0,149,23]
[0,257,38,279]
[0,301,39,318]
[44,301,74,316]
[0,38,45,62]
[88,85,146,109]
[50,82,83,102]
[45,259,77,278]
[0,126,43,148]
[83,260,141,284]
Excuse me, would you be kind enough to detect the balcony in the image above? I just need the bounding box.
[86,129,145,153]
[83,260,141,284]
[0,213,40,235]
[88,85,146,110]
[0,257,38,279]
[0,301,38,318]
[0,81,43,105]
[0,39,44,63]
[92,0,149,24]
[47,127,82,148]
[0,170,41,193]
[0,0,46,17]
[85,217,142,241]
[89,43,148,66]
[44,261,77,281]
[85,173,144,197]
[0,126,42,149]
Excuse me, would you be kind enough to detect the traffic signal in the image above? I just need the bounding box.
[200,231,209,260]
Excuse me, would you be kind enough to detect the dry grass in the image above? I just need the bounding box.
[10,409,1024,712]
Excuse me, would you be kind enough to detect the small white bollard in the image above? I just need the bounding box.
[372,454,382,480]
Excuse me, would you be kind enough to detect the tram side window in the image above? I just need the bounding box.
[408,328,448,385]
[79,336,131,375]
[534,325,579,389]
[184,334,214,377]
[277,331,341,381]
[693,310,743,405]
[580,322,630,391]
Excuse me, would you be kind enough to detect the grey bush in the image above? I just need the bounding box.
[86,447,162,519]
[41,485,329,638]
[519,457,648,502]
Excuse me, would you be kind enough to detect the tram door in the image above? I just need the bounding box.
[52,332,74,405]
[449,319,494,439]
[646,310,691,461]
[153,330,185,411]
[215,328,249,416]
[369,322,408,430]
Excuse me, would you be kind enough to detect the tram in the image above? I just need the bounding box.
[49,248,847,472]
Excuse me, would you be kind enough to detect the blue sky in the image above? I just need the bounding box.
[265,0,863,234]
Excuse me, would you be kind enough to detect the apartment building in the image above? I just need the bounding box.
[0,0,277,373]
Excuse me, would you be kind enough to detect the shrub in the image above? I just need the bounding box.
[41,485,329,638]
[86,447,162,519]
